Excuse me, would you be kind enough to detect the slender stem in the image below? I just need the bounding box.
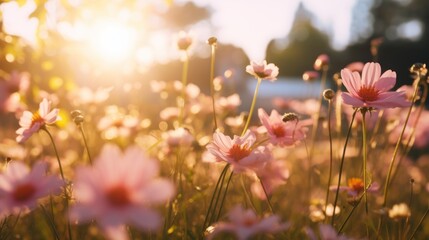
[382,81,419,207]
[259,178,274,214]
[361,109,369,214]
[202,164,230,233]
[78,123,92,165]
[40,205,60,240]
[408,204,429,240]
[41,127,72,240]
[215,171,234,221]
[338,196,363,233]
[241,77,262,136]
[324,99,333,221]
[331,109,358,226]
[209,45,218,130]
[240,176,257,212]
[178,51,189,126]
[42,127,65,181]
[309,66,328,160]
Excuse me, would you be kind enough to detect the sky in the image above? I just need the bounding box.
[177,0,374,61]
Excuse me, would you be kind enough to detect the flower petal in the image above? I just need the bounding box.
[341,93,365,107]
[375,70,396,92]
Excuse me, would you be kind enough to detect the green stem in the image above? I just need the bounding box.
[215,171,234,221]
[41,127,72,240]
[408,204,429,240]
[209,45,218,130]
[259,178,274,214]
[361,109,369,214]
[78,123,92,165]
[202,164,230,233]
[338,195,363,233]
[324,99,333,221]
[178,51,189,126]
[241,77,262,136]
[331,109,358,226]
[382,81,419,207]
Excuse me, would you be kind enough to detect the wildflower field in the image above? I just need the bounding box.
[1,0,429,239]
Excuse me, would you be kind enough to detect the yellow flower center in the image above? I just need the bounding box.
[348,178,364,193]
[31,111,45,128]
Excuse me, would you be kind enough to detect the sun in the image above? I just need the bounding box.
[89,20,137,61]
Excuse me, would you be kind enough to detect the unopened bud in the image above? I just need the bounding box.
[323,89,335,100]
[282,113,298,123]
[70,110,82,118]
[177,31,192,51]
[314,54,329,71]
[302,71,319,82]
[207,37,217,46]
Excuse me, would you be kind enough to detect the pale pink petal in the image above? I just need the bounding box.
[39,98,49,117]
[369,91,410,108]
[128,207,162,230]
[138,179,175,204]
[18,111,33,127]
[43,109,59,124]
[341,93,365,107]
[375,70,396,92]
[5,161,30,181]
[362,62,381,86]
[340,69,359,96]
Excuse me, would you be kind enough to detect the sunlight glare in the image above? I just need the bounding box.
[89,21,137,61]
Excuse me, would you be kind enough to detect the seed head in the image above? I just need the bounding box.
[282,113,298,123]
[207,37,217,46]
[323,89,335,101]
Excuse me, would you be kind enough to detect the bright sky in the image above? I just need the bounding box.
[180,0,372,60]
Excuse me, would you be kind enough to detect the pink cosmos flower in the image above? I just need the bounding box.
[16,98,60,143]
[206,130,271,173]
[251,160,289,200]
[341,62,410,109]
[0,161,63,218]
[70,144,175,240]
[302,71,320,82]
[258,108,308,147]
[246,60,279,81]
[206,205,289,240]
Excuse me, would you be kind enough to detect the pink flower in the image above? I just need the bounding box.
[176,31,193,51]
[246,60,279,81]
[251,160,289,200]
[206,130,271,173]
[341,62,410,109]
[16,98,60,143]
[207,205,289,240]
[258,108,308,147]
[70,144,175,240]
[0,161,63,218]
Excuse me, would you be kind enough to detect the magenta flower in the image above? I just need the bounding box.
[246,60,279,81]
[341,62,410,109]
[16,98,60,143]
[207,205,289,240]
[258,108,308,147]
[206,130,271,173]
[70,144,175,240]
[0,161,63,218]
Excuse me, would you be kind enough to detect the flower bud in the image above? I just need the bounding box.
[314,54,329,71]
[302,71,319,82]
[207,37,217,46]
[70,110,82,118]
[323,89,335,101]
[177,31,192,51]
